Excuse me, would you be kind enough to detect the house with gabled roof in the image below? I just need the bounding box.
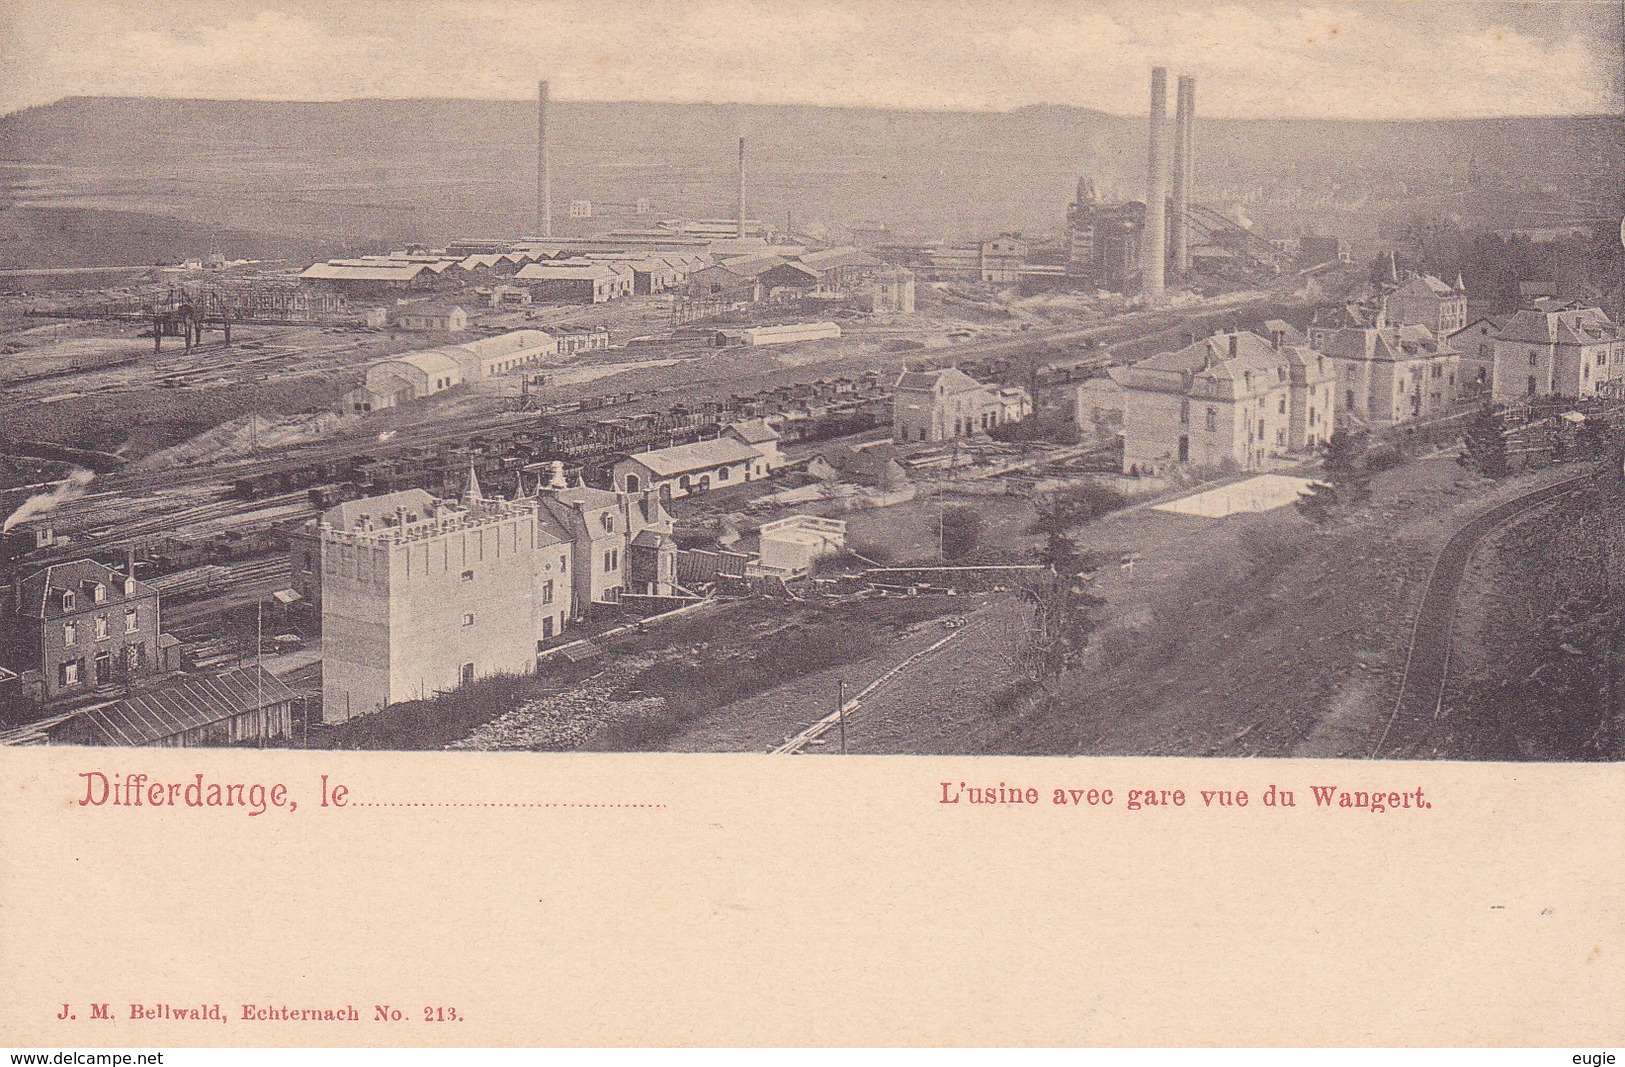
[1115,330,1336,475]
[1315,323,1459,426]
[1491,306,1624,402]
[891,367,1029,443]
[6,558,172,703]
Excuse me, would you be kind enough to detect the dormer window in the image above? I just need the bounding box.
[124,578,137,597]
[92,583,106,603]
[61,591,75,613]
[601,514,614,534]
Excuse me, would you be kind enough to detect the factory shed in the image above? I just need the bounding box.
[50,666,296,747]
[515,261,632,303]
[447,330,558,381]
[363,349,464,403]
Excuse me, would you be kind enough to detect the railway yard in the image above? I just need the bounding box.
[3,259,1621,761]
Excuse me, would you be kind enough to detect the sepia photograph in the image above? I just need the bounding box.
[0,0,1620,764]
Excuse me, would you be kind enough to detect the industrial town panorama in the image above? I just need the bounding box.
[0,2,1621,760]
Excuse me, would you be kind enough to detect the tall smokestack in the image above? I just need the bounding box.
[1172,74,1195,277]
[537,80,552,238]
[736,137,747,239]
[1142,67,1168,298]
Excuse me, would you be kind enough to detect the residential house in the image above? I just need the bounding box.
[1114,331,1336,475]
[1447,316,1506,395]
[1383,273,1468,338]
[1491,307,1625,402]
[537,485,674,613]
[721,419,784,471]
[891,367,1029,443]
[7,559,170,703]
[1314,324,1460,426]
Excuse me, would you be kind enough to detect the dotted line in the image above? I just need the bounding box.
[348,801,666,809]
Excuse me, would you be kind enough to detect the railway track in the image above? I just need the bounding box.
[1369,469,1598,759]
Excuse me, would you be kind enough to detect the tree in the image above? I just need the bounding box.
[938,504,982,562]
[1003,546,1106,714]
[1460,404,1509,478]
[1029,482,1126,539]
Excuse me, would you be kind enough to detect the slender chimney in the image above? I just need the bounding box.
[736,137,747,239]
[1172,74,1195,277]
[1142,67,1168,298]
[537,80,552,238]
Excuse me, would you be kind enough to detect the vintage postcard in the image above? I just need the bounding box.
[0,0,1621,1050]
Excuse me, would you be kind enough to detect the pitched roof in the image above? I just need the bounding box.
[895,367,985,393]
[1497,307,1614,345]
[621,438,763,477]
[723,418,781,444]
[16,560,152,620]
[515,262,622,282]
[715,253,789,277]
[798,247,882,271]
[77,666,295,746]
[299,263,426,282]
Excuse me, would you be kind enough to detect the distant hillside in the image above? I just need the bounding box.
[0,96,1618,259]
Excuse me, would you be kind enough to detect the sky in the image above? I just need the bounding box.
[0,0,1620,120]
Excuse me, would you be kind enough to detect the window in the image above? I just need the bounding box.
[461,570,475,582]
[1179,399,1190,425]
[604,549,619,572]
[1529,351,1538,366]
[63,622,77,647]
[1527,376,1537,396]
[1277,397,1286,414]
[95,616,108,640]
[560,555,568,573]
[542,580,554,605]
[62,592,75,612]
[601,514,615,533]
[1205,408,1217,432]
[462,613,475,627]
[718,466,730,482]
[92,583,105,603]
[127,644,145,670]
[60,661,79,686]
[461,662,475,686]
[1309,408,1318,427]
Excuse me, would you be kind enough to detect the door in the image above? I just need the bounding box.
[94,651,112,686]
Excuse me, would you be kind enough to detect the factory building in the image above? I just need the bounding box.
[1100,331,1335,476]
[1066,180,1146,290]
[515,261,633,303]
[360,350,464,408]
[1491,307,1625,402]
[891,368,1030,444]
[1311,324,1459,426]
[317,483,574,721]
[390,305,469,333]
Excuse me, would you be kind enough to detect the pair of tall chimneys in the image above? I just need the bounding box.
[1143,67,1196,298]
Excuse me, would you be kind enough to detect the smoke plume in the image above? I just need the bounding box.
[2,468,95,533]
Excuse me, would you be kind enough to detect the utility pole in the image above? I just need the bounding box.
[837,679,846,755]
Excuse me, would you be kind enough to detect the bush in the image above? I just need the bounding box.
[1363,442,1406,471]
[939,504,983,561]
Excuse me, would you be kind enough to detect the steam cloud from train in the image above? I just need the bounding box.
[2,468,95,533]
